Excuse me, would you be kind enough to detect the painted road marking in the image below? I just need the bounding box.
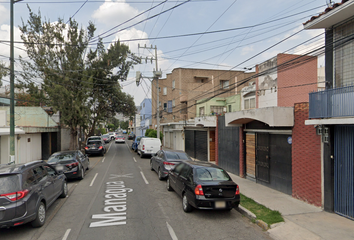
[109,173,133,179]
[102,157,105,163]
[140,171,149,185]
[133,157,137,162]
[62,229,71,240]
[89,181,133,228]
[166,222,178,240]
[90,173,98,187]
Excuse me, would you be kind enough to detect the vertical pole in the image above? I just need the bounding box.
[9,0,15,163]
[155,46,160,140]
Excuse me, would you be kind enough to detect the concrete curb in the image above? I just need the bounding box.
[236,206,269,231]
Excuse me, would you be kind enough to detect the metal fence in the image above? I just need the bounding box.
[309,85,354,119]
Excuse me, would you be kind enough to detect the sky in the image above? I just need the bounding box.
[0,0,328,106]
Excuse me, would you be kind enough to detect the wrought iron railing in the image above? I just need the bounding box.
[309,85,354,119]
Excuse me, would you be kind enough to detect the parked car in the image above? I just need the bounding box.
[128,133,136,140]
[0,161,67,228]
[108,132,115,140]
[150,150,192,180]
[102,134,111,143]
[47,150,89,180]
[131,136,145,152]
[122,130,127,134]
[85,138,106,156]
[138,137,161,158]
[166,161,240,212]
[86,136,102,145]
[115,135,125,143]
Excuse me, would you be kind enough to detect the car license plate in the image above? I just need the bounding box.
[215,201,226,209]
[56,165,64,171]
[146,150,151,153]
[92,147,96,149]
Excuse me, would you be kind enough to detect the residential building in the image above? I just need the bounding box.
[303,0,354,219]
[152,68,253,158]
[138,98,152,136]
[224,53,318,197]
[0,106,59,164]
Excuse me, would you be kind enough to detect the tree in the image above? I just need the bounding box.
[0,62,8,87]
[145,129,163,141]
[18,7,138,149]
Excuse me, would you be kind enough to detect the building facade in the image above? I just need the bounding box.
[304,0,354,219]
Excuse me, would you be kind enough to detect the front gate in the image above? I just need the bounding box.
[334,125,354,220]
[185,130,208,161]
[256,133,270,183]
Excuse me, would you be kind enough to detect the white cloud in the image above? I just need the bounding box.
[0,5,8,25]
[241,46,254,56]
[92,0,140,25]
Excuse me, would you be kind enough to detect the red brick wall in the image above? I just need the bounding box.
[277,54,318,107]
[292,102,321,206]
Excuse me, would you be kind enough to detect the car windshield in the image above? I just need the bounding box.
[136,137,143,141]
[48,153,75,163]
[165,152,191,160]
[102,135,109,138]
[195,167,231,181]
[117,136,124,138]
[0,174,21,194]
[88,137,101,141]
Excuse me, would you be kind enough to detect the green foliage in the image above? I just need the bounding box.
[240,194,284,225]
[17,7,138,149]
[107,123,115,131]
[120,120,129,130]
[99,128,106,135]
[145,129,163,141]
[0,62,8,87]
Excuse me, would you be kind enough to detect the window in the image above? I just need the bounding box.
[220,80,229,89]
[199,107,205,116]
[159,87,161,92]
[143,103,145,108]
[244,97,255,110]
[163,87,167,95]
[210,106,224,114]
[334,17,354,87]
[172,80,175,90]
[172,99,175,107]
[167,101,172,113]
[228,105,232,112]
[163,103,167,111]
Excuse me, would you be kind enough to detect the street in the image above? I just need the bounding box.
[0,140,271,240]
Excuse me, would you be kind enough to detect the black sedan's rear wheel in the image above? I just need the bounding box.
[166,178,173,191]
[182,194,193,213]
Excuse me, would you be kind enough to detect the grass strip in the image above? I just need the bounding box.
[240,193,284,225]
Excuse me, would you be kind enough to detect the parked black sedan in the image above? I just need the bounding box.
[150,150,192,180]
[85,139,106,156]
[47,150,89,180]
[166,161,240,212]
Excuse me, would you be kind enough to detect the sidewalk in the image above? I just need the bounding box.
[227,172,354,240]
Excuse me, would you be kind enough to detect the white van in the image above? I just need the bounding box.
[138,138,162,158]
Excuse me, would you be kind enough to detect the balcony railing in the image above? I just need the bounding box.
[309,85,354,119]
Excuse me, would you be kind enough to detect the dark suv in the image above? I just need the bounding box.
[0,161,67,228]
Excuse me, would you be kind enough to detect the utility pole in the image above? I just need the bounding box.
[137,45,162,140]
[9,0,23,163]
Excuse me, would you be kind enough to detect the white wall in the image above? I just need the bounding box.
[17,134,42,163]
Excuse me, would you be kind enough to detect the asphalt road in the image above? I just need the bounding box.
[0,139,272,240]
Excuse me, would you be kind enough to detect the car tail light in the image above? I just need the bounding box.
[85,147,89,150]
[66,162,79,169]
[163,161,175,170]
[142,145,145,150]
[194,185,204,196]
[99,146,103,149]
[0,189,29,201]
[235,186,240,195]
